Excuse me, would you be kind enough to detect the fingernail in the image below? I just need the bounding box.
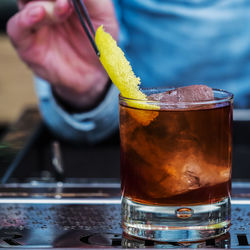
[57,0,69,16]
[28,6,43,21]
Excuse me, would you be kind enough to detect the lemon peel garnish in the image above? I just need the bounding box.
[95,25,159,125]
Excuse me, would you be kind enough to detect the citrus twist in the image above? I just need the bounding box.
[95,25,159,125]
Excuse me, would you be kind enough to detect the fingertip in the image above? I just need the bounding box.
[28,6,46,24]
[6,9,35,50]
[55,0,71,17]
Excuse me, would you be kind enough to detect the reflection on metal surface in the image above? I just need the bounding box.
[0,181,121,188]
[0,192,112,197]
[234,109,250,121]
[232,200,250,205]
[0,182,249,248]
[237,234,249,246]
[0,108,41,184]
[0,198,121,204]
[83,233,122,246]
[0,201,249,248]
[51,141,65,182]
[122,232,231,248]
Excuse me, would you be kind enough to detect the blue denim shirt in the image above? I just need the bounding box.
[36,0,250,142]
[115,0,250,107]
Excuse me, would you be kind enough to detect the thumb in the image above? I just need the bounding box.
[7,1,71,51]
[7,4,46,50]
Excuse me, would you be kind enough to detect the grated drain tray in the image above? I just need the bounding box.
[0,182,250,249]
[0,201,249,248]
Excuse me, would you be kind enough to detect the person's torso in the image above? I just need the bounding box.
[115,0,250,108]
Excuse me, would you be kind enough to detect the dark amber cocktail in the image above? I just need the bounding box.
[119,86,233,242]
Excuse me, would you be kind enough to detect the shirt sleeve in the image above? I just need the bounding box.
[112,0,128,49]
[35,76,120,144]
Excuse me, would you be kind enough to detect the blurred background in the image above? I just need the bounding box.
[0,0,37,133]
[0,0,249,182]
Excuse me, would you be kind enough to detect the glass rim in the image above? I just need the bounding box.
[119,87,233,107]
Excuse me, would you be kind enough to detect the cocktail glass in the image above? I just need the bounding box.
[119,87,233,242]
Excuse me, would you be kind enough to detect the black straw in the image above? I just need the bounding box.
[72,0,100,56]
[78,0,96,35]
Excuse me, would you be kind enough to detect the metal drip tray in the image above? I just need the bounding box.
[0,203,122,248]
[0,181,250,249]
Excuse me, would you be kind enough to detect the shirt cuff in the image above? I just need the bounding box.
[35,77,120,143]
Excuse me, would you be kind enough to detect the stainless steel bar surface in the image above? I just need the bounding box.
[0,181,249,249]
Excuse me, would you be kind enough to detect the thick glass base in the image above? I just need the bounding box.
[122,197,231,242]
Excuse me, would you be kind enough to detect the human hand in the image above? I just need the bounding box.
[7,0,118,109]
